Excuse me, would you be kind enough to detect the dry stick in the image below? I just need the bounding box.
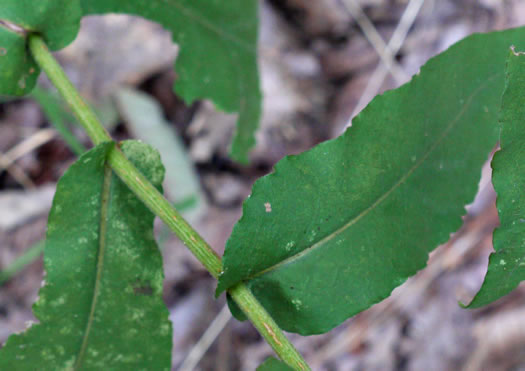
[0,128,57,188]
[178,304,232,371]
[4,128,57,161]
[0,152,35,189]
[28,34,310,371]
[345,0,425,127]
[340,0,409,84]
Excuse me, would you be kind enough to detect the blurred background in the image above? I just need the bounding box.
[1,0,525,370]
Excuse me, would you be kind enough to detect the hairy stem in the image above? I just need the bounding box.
[28,33,310,370]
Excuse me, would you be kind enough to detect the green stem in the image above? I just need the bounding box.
[32,86,87,156]
[108,147,223,277]
[28,34,310,371]
[230,284,309,370]
[0,240,45,284]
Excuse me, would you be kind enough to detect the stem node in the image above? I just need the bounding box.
[28,33,310,371]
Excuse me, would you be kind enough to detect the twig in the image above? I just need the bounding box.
[340,0,409,84]
[4,128,56,162]
[346,0,425,127]
[0,152,35,189]
[178,304,232,371]
[0,128,57,188]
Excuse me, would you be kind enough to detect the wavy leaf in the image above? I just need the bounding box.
[468,49,525,307]
[0,0,81,95]
[0,141,172,370]
[218,27,525,335]
[80,0,261,163]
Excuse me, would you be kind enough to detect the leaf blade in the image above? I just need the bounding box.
[0,0,81,95]
[0,141,172,370]
[468,49,525,307]
[218,27,525,335]
[80,0,262,163]
[257,357,294,371]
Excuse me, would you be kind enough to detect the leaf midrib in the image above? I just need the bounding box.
[166,0,256,160]
[85,1,255,54]
[248,74,500,282]
[74,163,112,369]
[168,0,255,53]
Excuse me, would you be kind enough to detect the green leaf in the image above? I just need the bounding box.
[0,240,45,285]
[115,87,206,222]
[218,27,525,335]
[80,0,262,164]
[257,357,294,371]
[0,0,82,95]
[0,141,172,370]
[32,86,87,156]
[468,49,525,307]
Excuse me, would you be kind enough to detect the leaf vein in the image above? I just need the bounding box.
[248,74,500,281]
[74,163,112,369]
[167,1,254,53]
